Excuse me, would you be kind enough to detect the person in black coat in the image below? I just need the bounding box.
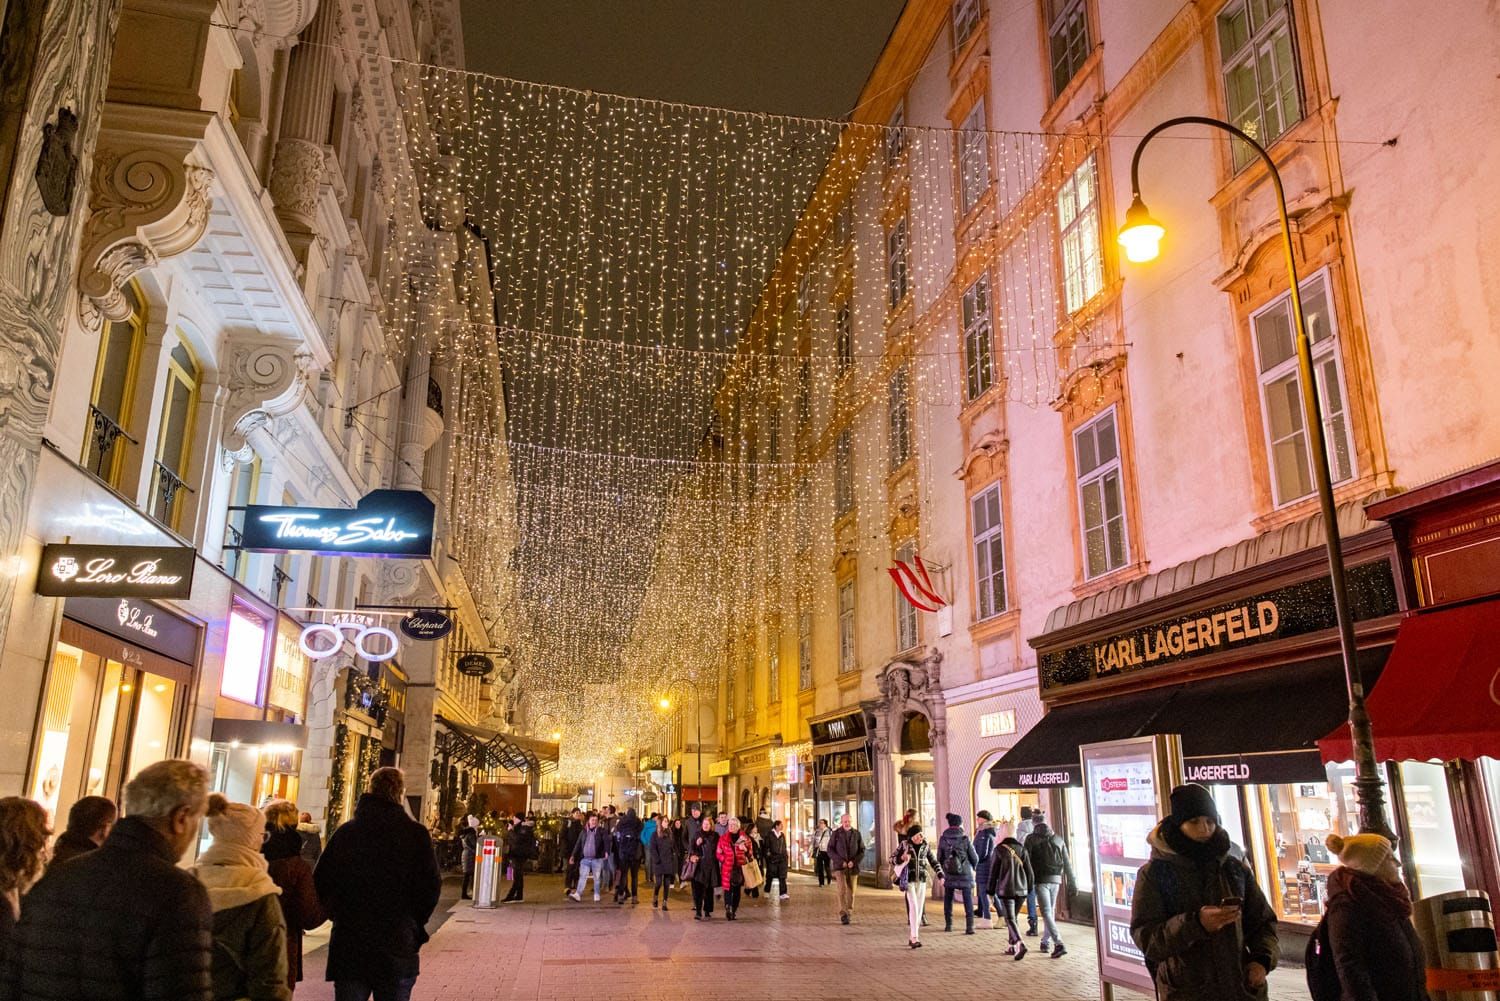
[647,825,679,909]
[501,814,537,903]
[313,767,441,1001]
[687,817,720,920]
[458,816,481,900]
[762,821,790,900]
[988,835,1035,958]
[611,809,644,905]
[1321,833,1429,1001]
[0,759,215,1001]
[560,810,583,893]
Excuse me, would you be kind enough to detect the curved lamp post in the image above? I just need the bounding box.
[1118,115,1394,841]
[658,676,705,812]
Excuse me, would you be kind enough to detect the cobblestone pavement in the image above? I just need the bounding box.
[300,873,1311,1001]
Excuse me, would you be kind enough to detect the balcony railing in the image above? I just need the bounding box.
[150,460,194,527]
[83,405,137,482]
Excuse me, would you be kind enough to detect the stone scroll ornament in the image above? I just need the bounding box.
[888,554,947,613]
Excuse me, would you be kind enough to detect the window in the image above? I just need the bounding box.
[1047,0,1091,98]
[151,340,200,530]
[887,216,909,310]
[745,650,755,714]
[222,456,262,581]
[835,201,853,250]
[836,302,854,374]
[838,581,857,674]
[834,429,854,516]
[884,104,906,170]
[1074,407,1129,579]
[798,269,812,315]
[894,540,919,652]
[1057,156,1103,313]
[1218,0,1301,170]
[971,483,1007,618]
[888,366,911,471]
[962,274,994,400]
[765,405,780,464]
[798,611,813,690]
[726,665,736,724]
[957,99,991,214]
[1252,272,1355,505]
[953,0,981,51]
[768,627,781,702]
[797,358,812,428]
[84,283,144,486]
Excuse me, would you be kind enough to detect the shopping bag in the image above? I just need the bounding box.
[680,857,697,881]
[741,858,764,890]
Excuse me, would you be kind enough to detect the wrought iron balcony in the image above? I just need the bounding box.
[150,460,194,526]
[83,405,137,481]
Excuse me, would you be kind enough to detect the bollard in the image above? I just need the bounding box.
[1415,890,1499,1001]
[473,836,500,908]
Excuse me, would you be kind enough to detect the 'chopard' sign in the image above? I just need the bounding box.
[240,490,435,558]
[38,544,195,598]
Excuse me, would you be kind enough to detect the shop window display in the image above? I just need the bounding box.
[1062,785,1094,893]
[1398,760,1464,897]
[1257,762,1378,925]
[817,774,877,872]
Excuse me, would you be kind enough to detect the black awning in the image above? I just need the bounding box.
[989,686,1178,789]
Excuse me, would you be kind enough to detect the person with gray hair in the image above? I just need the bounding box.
[0,759,215,1001]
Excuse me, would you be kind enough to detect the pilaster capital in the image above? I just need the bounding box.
[222,337,316,453]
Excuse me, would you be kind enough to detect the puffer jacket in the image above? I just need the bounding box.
[647,831,679,877]
[972,823,998,888]
[263,827,324,988]
[717,832,752,890]
[891,838,940,888]
[612,814,643,865]
[202,895,289,1001]
[1323,867,1428,1001]
[0,815,214,1001]
[987,837,1034,900]
[1130,822,1278,1001]
[936,826,979,889]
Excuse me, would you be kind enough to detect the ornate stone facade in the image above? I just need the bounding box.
[868,648,948,886]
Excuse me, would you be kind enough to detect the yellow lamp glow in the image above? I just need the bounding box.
[614,746,625,754]
[658,697,672,710]
[1118,194,1165,263]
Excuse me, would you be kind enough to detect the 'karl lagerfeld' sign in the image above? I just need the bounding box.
[241,490,435,558]
[38,544,195,598]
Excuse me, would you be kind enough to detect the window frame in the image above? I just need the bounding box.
[962,273,994,401]
[1073,406,1130,580]
[151,338,201,531]
[726,663,737,724]
[957,98,991,215]
[834,429,855,516]
[836,301,854,374]
[798,610,814,690]
[768,626,781,703]
[886,215,910,311]
[1216,0,1303,172]
[894,540,919,652]
[952,0,982,52]
[884,104,907,171]
[888,365,911,471]
[1057,155,1104,314]
[1046,0,1092,99]
[971,482,1008,620]
[85,283,146,487]
[837,580,857,674]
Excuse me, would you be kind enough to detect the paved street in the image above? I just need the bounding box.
[300,874,1312,1001]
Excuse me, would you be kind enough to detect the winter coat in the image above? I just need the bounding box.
[640,819,657,847]
[717,833,752,890]
[1025,822,1075,886]
[0,815,214,1001]
[763,831,789,879]
[936,827,979,889]
[612,814,643,866]
[561,820,583,860]
[313,794,442,984]
[507,822,538,862]
[1323,867,1429,1001]
[46,831,99,870]
[891,839,940,889]
[811,826,832,854]
[827,826,864,871]
[458,826,479,874]
[571,825,609,862]
[987,837,1034,900]
[1130,822,1278,1001]
[648,832,679,878]
[263,827,325,988]
[200,892,289,1001]
[688,829,721,889]
[678,815,703,857]
[972,823,998,888]
[295,823,322,867]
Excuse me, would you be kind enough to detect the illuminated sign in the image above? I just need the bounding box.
[38,544,195,598]
[268,617,310,716]
[222,607,270,705]
[299,613,400,663]
[241,490,435,558]
[400,609,453,640]
[979,710,1017,737]
[455,654,493,677]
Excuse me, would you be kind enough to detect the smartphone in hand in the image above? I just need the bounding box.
[1220,895,1243,908]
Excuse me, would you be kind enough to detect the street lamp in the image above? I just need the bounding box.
[1119,115,1394,842]
[658,676,705,814]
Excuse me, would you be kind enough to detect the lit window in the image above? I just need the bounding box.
[894,540,919,652]
[971,483,1007,618]
[957,99,991,214]
[838,581,857,674]
[885,104,906,170]
[837,302,854,374]
[1074,407,1130,579]
[887,216,910,310]
[85,283,144,487]
[745,650,755,714]
[798,269,812,315]
[1057,155,1103,313]
[1218,0,1302,170]
[953,0,982,51]
[798,611,813,690]
[726,666,736,724]
[834,429,854,516]
[1047,0,1091,98]
[1252,271,1355,505]
[768,628,781,701]
[888,366,911,471]
[963,274,994,400]
[152,339,200,530]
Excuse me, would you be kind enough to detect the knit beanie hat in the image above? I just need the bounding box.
[1168,783,1220,825]
[976,810,993,821]
[205,794,266,852]
[945,812,962,827]
[906,824,923,838]
[1326,832,1394,875]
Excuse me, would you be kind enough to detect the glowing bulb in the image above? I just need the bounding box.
[658,698,672,710]
[551,731,562,740]
[119,683,133,693]
[1118,194,1165,263]
[153,683,167,693]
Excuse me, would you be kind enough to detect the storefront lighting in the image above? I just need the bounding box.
[119,683,132,693]
[551,731,562,740]
[152,683,167,693]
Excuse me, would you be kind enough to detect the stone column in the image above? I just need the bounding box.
[395,325,433,489]
[870,711,897,888]
[268,0,338,258]
[930,707,952,819]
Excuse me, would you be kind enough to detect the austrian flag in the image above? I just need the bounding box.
[888,554,947,612]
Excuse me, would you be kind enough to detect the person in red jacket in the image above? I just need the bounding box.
[263,801,326,993]
[716,818,753,920]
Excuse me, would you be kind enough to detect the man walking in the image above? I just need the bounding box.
[315,767,443,1001]
[1025,812,1075,958]
[811,818,833,886]
[972,810,998,927]
[561,808,583,894]
[569,812,610,902]
[1016,806,1039,935]
[827,813,864,925]
[763,820,790,900]
[937,813,979,934]
[0,759,214,1000]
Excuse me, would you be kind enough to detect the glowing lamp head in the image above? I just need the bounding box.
[551,731,562,741]
[658,697,672,710]
[1118,194,1165,263]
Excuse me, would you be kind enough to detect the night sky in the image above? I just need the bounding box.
[459,1,907,118]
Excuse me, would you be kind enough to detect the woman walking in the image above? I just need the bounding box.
[716,817,753,920]
[195,795,290,1001]
[689,816,720,919]
[1320,833,1428,1001]
[812,818,832,886]
[891,824,940,948]
[262,800,325,994]
[648,821,679,909]
[0,798,50,953]
[988,832,1034,958]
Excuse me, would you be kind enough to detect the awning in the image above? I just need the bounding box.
[1319,601,1500,764]
[989,686,1178,788]
[435,716,557,774]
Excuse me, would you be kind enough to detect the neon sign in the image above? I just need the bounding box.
[38,544,196,598]
[298,614,401,663]
[241,490,435,558]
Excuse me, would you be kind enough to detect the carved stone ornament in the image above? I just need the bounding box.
[268,138,325,224]
[78,146,214,327]
[34,107,80,216]
[876,648,944,708]
[222,339,315,452]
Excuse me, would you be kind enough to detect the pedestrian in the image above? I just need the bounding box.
[828,813,864,926]
[47,796,115,869]
[893,808,918,845]
[313,766,442,1001]
[680,806,703,856]
[714,811,729,836]
[0,798,50,954]
[744,816,764,898]
[195,795,290,1001]
[502,812,536,903]
[611,808,643,905]
[648,821,678,909]
[561,809,583,894]
[295,812,322,866]
[688,816,720,920]
[262,800,325,994]
[988,832,1034,958]
[716,817,752,921]
[458,815,481,900]
[936,812,979,935]
[1131,783,1278,1000]
[891,824,940,948]
[0,759,214,1000]
[599,807,617,889]
[568,812,609,902]
[1318,832,1426,1001]
[811,818,833,886]
[641,813,659,881]
[1024,811,1075,958]
[1016,805,1038,935]
[972,810,997,928]
[763,820,790,900]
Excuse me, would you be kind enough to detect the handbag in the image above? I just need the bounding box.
[741,857,764,890]
[1304,836,1331,864]
[680,857,698,881]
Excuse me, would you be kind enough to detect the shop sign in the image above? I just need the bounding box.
[38,544,195,599]
[810,710,867,745]
[707,759,732,778]
[979,710,1017,738]
[222,606,270,705]
[64,596,199,665]
[300,613,400,663]
[1039,559,1398,691]
[456,654,493,677]
[241,489,435,558]
[399,609,453,640]
[268,617,310,716]
[735,748,770,771]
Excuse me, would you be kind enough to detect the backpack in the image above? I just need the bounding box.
[1035,835,1067,874]
[943,836,970,877]
[1304,914,1341,1001]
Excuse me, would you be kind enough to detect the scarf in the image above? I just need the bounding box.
[262,826,303,863]
[1328,865,1412,918]
[196,839,281,913]
[1161,820,1232,864]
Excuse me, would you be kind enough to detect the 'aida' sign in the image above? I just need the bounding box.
[241,490,435,558]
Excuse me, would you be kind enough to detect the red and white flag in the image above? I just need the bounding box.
[888,553,946,612]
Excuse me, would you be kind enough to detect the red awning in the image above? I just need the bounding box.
[1319,600,1500,764]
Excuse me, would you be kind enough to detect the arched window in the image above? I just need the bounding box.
[151,339,200,530]
[84,283,145,486]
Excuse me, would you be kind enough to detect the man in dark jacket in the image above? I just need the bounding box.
[296,811,323,866]
[47,796,116,869]
[501,814,537,903]
[647,824,679,910]
[611,809,644,904]
[971,810,998,927]
[763,820,790,899]
[827,813,864,925]
[988,835,1034,957]
[0,759,214,1001]
[936,813,980,935]
[1025,813,1076,957]
[314,767,442,1001]
[560,809,584,894]
[1131,784,1278,1001]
